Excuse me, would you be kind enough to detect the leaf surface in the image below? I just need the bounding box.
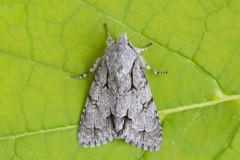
[0,0,240,159]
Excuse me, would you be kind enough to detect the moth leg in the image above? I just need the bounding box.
[104,23,113,47]
[71,57,102,79]
[129,42,152,54]
[139,56,168,75]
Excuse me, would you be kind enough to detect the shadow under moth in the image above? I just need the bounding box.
[72,24,167,151]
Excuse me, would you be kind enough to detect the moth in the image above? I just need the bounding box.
[72,24,167,151]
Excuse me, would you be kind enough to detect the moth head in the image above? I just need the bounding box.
[116,33,128,46]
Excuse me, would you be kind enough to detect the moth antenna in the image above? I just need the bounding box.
[104,23,113,47]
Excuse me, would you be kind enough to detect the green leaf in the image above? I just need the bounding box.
[0,0,240,159]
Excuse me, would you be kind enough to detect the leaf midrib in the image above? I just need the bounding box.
[158,94,240,116]
[0,94,239,141]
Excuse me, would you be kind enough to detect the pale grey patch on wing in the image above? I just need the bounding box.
[77,59,116,147]
[118,59,162,151]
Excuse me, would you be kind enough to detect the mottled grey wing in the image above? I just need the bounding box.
[77,59,116,147]
[118,59,162,151]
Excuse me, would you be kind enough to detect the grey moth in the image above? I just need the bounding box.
[72,24,167,151]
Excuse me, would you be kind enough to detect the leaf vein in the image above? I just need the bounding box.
[1,95,239,141]
[214,118,240,159]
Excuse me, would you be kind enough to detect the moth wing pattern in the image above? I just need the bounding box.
[76,25,166,151]
[77,58,116,146]
[77,55,162,150]
[118,58,162,151]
